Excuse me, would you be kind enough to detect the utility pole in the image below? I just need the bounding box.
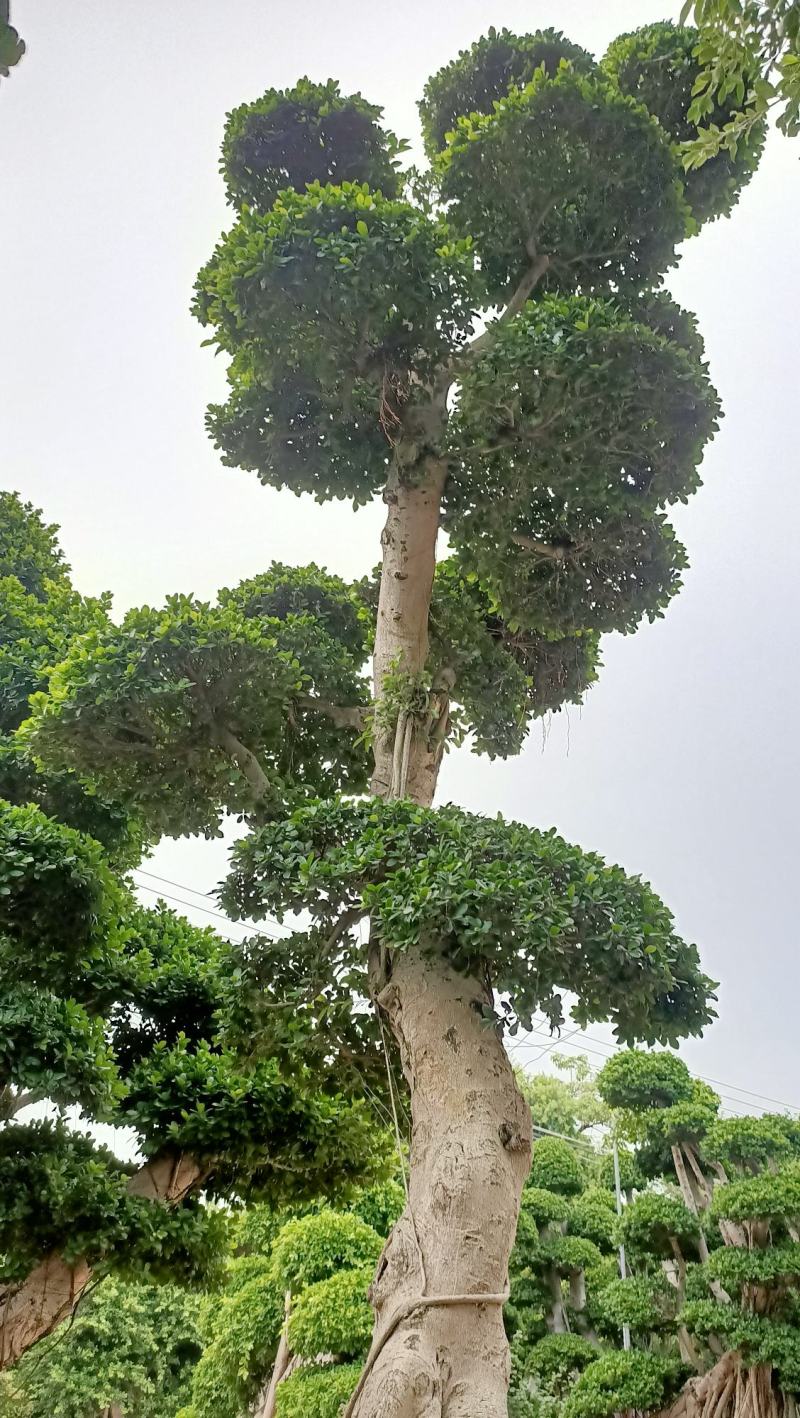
[612,1141,632,1352]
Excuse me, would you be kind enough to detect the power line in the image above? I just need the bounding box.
[133,879,284,943]
[135,871,800,1120]
[508,1021,799,1120]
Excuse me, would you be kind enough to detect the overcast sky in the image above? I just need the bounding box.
[3,1,799,1118]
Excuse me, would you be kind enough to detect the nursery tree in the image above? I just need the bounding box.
[0,497,384,1365]
[598,1049,800,1418]
[22,21,766,1415]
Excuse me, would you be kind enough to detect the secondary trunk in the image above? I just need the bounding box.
[348,950,531,1418]
[0,1149,203,1367]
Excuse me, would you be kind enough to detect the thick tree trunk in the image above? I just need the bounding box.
[354,420,532,1414]
[0,1150,203,1367]
[348,950,531,1418]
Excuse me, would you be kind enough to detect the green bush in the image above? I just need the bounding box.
[275,1362,362,1418]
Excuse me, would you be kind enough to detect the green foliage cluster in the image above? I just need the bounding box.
[437,66,689,301]
[681,0,800,160]
[194,183,479,503]
[0,1277,202,1418]
[22,587,368,838]
[530,1137,586,1196]
[563,1350,682,1418]
[225,798,715,1043]
[446,296,719,638]
[275,1362,363,1418]
[188,1197,389,1418]
[602,21,765,220]
[221,77,405,211]
[0,1122,226,1286]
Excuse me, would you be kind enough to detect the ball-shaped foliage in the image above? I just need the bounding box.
[597,1050,695,1113]
[564,1350,680,1418]
[519,1186,571,1227]
[704,1115,795,1174]
[437,67,689,300]
[641,1081,720,1151]
[446,296,718,636]
[618,1191,700,1258]
[288,1266,374,1358]
[593,1275,671,1337]
[536,1234,604,1275]
[711,1164,800,1228]
[275,1363,362,1418]
[602,22,765,224]
[568,1193,616,1251]
[221,78,403,211]
[530,1137,585,1196]
[708,1241,800,1296]
[225,799,716,1046]
[523,1332,598,1389]
[419,27,596,156]
[194,184,478,503]
[270,1209,383,1291]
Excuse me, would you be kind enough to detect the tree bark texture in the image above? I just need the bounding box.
[347,952,531,1418]
[0,1150,203,1368]
[660,1355,793,1418]
[371,454,449,807]
[255,1290,292,1418]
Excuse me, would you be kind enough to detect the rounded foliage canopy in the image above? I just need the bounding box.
[221,77,404,212]
[419,27,597,156]
[602,21,765,224]
[224,798,716,1044]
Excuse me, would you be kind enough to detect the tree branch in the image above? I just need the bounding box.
[512,535,571,561]
[215,725,271,801]
[461,251,551,363]
[295,696,366,732]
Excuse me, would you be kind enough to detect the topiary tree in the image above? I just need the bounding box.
[598,1050,800,1417]
[0,498,386,1366]
[185,1189,401,1418]
[20,16,764,1412]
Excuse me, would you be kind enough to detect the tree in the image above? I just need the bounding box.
[20,21,764,1414]
[0,496,385,1366]
[597,1049,800,1418]
[678,3,799,162]
[178,1182,404,1418]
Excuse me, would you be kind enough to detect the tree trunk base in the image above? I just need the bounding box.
[348,950,531,1418]
[661,1355,793,1418]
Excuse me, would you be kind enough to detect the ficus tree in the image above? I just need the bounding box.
[19,19,766,1415]
[597,1049,800,1418]
[178,1181,404,1418]
[0,495,386,1366]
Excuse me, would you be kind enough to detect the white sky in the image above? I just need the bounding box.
[2,1,799,1119]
